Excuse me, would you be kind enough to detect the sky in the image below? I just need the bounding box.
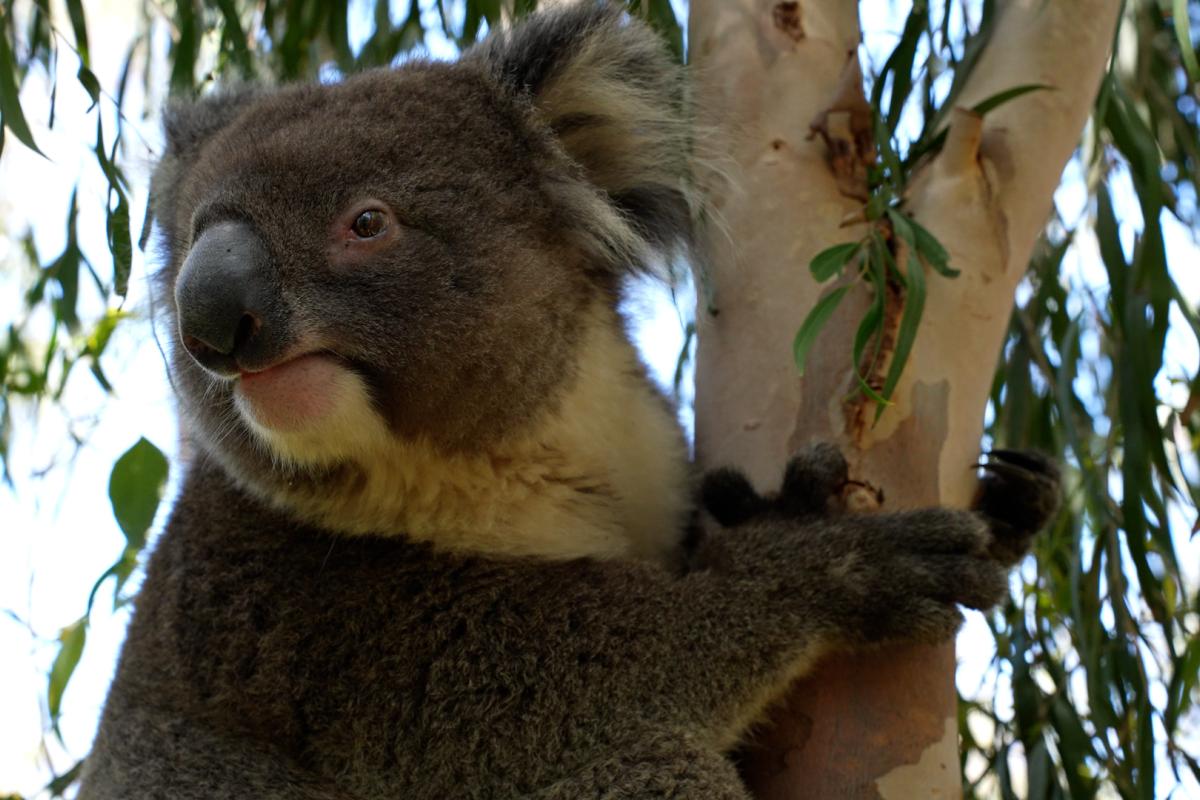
[0,1,1197,798]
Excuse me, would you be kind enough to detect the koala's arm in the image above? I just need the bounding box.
[552,445,1059,748]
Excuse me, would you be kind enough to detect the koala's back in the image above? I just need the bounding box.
[86,459,697,799]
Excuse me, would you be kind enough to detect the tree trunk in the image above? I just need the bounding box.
[688,1,1121,797]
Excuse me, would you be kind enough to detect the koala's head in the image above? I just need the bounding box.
[153,3,692,538]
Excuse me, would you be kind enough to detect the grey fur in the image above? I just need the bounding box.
[81,4,1059,798]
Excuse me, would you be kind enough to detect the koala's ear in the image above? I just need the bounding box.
[161,88,260,157]
[469,3,692,266]
[144,89,260,249]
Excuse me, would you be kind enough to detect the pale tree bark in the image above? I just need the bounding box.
[689,1,1121,797]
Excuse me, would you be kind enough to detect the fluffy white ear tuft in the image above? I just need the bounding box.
[470,3,694,272]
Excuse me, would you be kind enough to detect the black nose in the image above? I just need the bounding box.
[174,221,279,377]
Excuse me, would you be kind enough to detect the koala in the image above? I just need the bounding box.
[79,4,1060,799]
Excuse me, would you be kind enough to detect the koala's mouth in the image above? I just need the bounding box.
[233,353,351,433]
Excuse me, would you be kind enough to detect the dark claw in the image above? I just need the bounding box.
[778,443,849,518]
[973,449,1062,566]
[985,449,1058,475]
[701,443,849,528]
[700,468,768,528]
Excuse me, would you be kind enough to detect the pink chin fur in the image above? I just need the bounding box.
[235,354,345,432]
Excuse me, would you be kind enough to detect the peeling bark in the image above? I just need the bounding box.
[689,0,1122,797]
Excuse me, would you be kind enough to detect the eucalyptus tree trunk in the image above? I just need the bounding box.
[688,1,1121,797]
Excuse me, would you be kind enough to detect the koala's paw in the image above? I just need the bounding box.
[972,450,1062,566]
[824,508,1008,646]
[778,443,850,518]
[700,443,848,527]
[699,468,768,528]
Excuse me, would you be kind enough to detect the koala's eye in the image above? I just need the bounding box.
[350,210,388,239]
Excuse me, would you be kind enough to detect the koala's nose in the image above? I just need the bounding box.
[174,221,280,377]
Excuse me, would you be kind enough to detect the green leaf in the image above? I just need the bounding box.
[1095,183,1127,316]
[872,111,903,191]
[40,192,83,334]
[809,242,859,282]
[672,321,695,396]
[906,84,1053,170]
[865,192,889,221]
[64,0,91,65]
[85,546,139,615]
[0,23,44,156]
[89,115,133,295]
[1172,0,1200,83]
[170,0,200,93]
[48,619,87,726]
[85,308,129,360]
[45,757,86,797]
[1049,694,1097,797]
[870,2,926,134]
[886,208,916,251]
[1027,738,1053,800]
[971,83,1055,116]
[908,217,959,277]
[215,0,255,78]
[76,66,101,110]
[107,191,132,297]
[108,438,169,550]
[851,307,889,406]
[793,286,851,377]
[461,0,502,45]
[629,0,684,61]
[1136,687,1156,799]
[851,236,889,406]
[877,240,926,417]
[1166,635,1200,730]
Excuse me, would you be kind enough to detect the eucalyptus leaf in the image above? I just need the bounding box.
[809,242,860,283]
[108,438,169,550]
[48,620,86,725]
[215,0,255,78]
[1172,0,1200,83]
[0,28,44,155]
[793,286,851,377]
[64,0,90,65]
[971,82,1054,116]
[876,239,925,416]
[908,217,958,277]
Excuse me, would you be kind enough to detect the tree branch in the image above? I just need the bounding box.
[690,0,865,489]
[690,0,1121,797]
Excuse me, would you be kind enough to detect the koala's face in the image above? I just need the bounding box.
[154,5,690,532]
[164,66,593,470]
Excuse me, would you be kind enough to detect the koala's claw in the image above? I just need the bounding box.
[701,444,849,528]
[973,449,1062,566]
[700,469,768,528]
[778,443,849,519]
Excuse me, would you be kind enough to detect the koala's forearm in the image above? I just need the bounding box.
[551,508,1003,747]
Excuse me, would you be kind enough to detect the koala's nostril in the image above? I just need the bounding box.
[182,333,212,359]
[233,313,261,352]
[179,330,240,378]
